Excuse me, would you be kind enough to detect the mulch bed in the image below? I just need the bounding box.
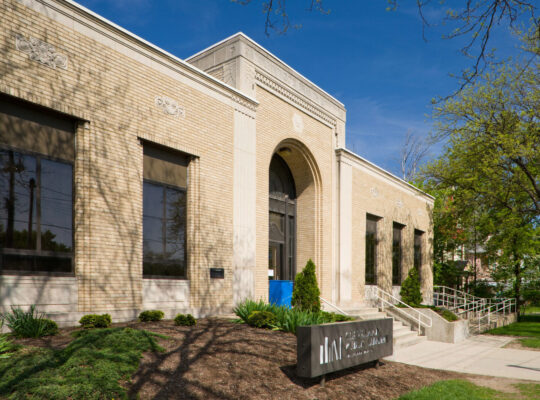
[13,318,513,399]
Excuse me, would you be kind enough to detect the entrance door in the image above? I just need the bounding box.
[269,154,296,281]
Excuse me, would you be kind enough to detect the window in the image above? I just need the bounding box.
[0,97,74,274]
[392,222,404,285]
[414,229,424,281]
[142,144,189,278]
[365,214,379,285]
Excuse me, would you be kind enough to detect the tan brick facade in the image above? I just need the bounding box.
[0,0,433,324]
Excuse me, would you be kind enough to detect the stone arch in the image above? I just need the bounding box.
[269,138,323,279]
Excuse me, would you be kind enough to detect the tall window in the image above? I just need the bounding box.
[0,97,74,274]
[365,214,379,285]
[392,222,404,285]
[142,144,189,278]
[414,229,424,281]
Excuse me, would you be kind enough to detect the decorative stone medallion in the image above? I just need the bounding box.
[292,113,304,133]
[155,96,185,118]
[15,34,68,70]
[370,187,379,198]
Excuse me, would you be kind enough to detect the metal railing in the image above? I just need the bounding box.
[373,287,432,334]
[319,297,350,316]
[433,285,516,333]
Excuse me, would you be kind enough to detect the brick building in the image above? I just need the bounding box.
[0,0,434,325]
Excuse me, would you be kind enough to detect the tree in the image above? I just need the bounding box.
[422,57,540,315]
[236,1,538,92]
[400,130,431,182]
[292,259,321,311]
[400,267,423,307]
[232,0,329,35]
[390,1,539,92]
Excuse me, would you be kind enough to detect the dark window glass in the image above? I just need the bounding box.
[143,180,186,278]
[414,229,423,281]
[365,214,378,285]
[0,149,73,274]
[392,223,404,285]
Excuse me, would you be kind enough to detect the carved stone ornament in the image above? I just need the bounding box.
[292,113,304,133]
[15,34,68,70]
[370,187,379,198]
[155,96,185,118]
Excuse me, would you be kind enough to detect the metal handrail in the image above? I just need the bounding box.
[433,285,516,333]
[374,287,432,334]
[319,297,350,316]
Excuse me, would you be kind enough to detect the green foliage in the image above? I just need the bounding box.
[292,259,321,312]
[0,327,164,399]
[246,311,276,329]
[233,299,354,334]
[468,280,495,299]
[439,309,458,322]
[174,314,196,326]
[2,305,58,338]
[138,310,165,322]
[400,268,423,307]
[79,314,112,329]
[233,299,269,323]
[321,311,355,322]
[422,59,540,315]
[399,379,540,400]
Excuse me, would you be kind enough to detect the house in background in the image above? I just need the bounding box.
[0,0,433,325]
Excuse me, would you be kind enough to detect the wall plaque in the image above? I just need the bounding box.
[296,318,393,378]
[209,268,224,279]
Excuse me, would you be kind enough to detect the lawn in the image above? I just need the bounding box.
[523,305,540,315]
[485,314,540,348]
[0,327,164,399]
[398,379,540,400]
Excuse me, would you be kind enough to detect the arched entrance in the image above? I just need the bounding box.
[268,153,296,281]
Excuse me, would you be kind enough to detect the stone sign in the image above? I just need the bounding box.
[296,318,393,378]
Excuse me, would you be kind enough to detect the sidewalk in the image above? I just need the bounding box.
[385,335,540,381]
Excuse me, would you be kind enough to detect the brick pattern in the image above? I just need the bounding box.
[0,0,237,313]
[351,167,433,304]
[254,86,334,300]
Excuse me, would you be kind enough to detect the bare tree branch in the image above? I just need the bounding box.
[400,130,431,181]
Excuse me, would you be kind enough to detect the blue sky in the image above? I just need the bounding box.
[77,0,522,177]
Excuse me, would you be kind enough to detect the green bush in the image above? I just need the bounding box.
[233,299,270,323]
[292,259,321,312]
[246,311,276,328]
[138,310,165,322]
[400,267,423,307]
[2,305,58,338]
[233,299,354,334]
[174,314,196,326]
[79,314,112,329]
[321,311,355,322]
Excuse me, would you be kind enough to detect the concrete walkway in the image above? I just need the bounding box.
[385,335,540,381]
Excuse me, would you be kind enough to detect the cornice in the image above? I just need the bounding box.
[17,0,258,111]
[337,148,435,203]
[255,71,337,127]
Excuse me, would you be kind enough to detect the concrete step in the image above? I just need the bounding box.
[394,333,427,349]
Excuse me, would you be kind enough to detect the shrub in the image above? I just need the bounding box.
[0,320,13,359]
[174,314,196,326]
[79,314,112,329]
[246,311,276,329]
[2,305,58,338]
[233,299,270,324]
[321,311,355,323]
[400,267,423,307]
[441,309,458,322]
[138,310,165,322]
[292,259,321,312]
